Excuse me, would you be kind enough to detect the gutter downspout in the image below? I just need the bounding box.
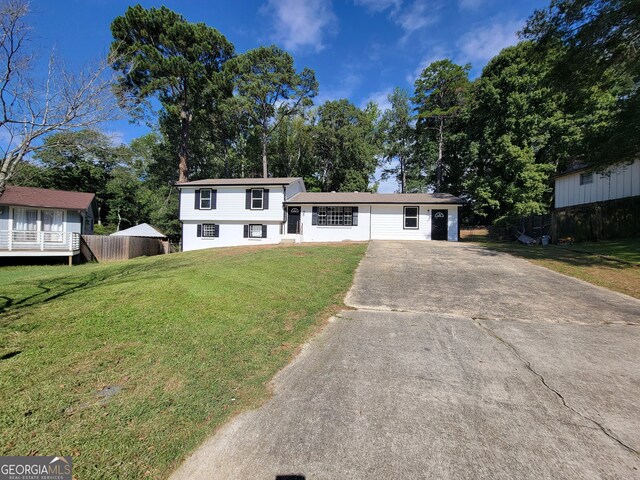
[282,186,287,236]
[369,204,372,241]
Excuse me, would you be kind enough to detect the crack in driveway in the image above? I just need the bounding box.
[473,317,640,457]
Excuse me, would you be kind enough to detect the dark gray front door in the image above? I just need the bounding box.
[287,206,301,234]
[431,209,448,241]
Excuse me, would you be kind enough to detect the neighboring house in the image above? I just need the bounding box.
[553,159,640,241]
[554,159,640,209]
[0,185,96,262]
[177,177,464,251]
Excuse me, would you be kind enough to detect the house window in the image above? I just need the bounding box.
[13,208,38,242]
[251,189,264,209]
[404,206,419,229]
[43,210,64,242]
[580,172,593,185]
[317,206,353,226]
[200,189,212,209]
[250,224,263,238]
[202,224,217,237]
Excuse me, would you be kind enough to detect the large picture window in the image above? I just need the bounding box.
[317,206,354,226]
[403,206,419,229]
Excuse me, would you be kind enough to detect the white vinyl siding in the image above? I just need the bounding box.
[180,186,284,221]
[182,222,280,251]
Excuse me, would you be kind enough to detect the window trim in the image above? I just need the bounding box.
[199,188,212,209]
[251,188,264,210]
[579,172,593,186]
[403,206,419,230]
[317,206,354,226]
[249,224,263,238]
[201,223,217,238]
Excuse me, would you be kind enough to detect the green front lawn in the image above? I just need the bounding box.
[0,243,366,479]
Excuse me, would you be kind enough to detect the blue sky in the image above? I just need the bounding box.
[29,0,548,191]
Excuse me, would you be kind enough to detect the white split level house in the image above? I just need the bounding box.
[177,177,464,251]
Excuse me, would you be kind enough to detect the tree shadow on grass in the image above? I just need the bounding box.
[0,255,195,317]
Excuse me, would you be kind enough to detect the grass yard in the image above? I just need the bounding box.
[0,243,367,479]
[461,229,640,299]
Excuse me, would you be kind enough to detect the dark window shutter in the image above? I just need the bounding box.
[312,206,318,225]
[243,225,249,238]
[197,224,202,237]
[214,224,220,237]
[211,190,217,209]
[263,189,269,209]
[262,225,267,238]
[195,190,200,209]
[352,207,358,226]
[245,190,251,209]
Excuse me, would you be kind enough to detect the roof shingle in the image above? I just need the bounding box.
[0,186,95,210]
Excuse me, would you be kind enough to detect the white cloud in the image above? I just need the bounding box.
[354,0,402,13]
[456,18,523,65]
[394,0,438,38]
[354,0,438,39]
[104,130,125,146]
[263,0,337,53]
[362,88,393,112]
[458,0,487,11]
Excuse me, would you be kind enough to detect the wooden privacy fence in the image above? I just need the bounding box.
[551,196,640,242]
[81,235,169,262]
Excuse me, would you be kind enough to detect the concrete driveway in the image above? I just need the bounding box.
[171,241,640,480]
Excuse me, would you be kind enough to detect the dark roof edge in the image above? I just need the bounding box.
[175,178,303,187]
[283,199,465,205]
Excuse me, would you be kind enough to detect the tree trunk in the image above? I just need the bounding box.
[400,156,406,193]
[436,119,444,193]
[261,130,268,178]
[178,109,191,183]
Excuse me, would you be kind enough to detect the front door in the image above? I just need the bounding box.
[431,209,448,241]
[287,206,301,234]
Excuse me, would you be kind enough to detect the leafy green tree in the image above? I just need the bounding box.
[313,100,380,192]
[269,110,316,179]
[28,130,132,224]
[380,88,415,193]
[414,60,470,192]
[464,42,571,222]
[110,5,234,182]
[225,45,318,178]
[523,0,639,167]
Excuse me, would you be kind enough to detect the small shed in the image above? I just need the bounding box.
[110,223,167,239]
[82,223,169,262]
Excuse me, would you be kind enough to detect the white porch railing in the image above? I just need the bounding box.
[0,230,80,252]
